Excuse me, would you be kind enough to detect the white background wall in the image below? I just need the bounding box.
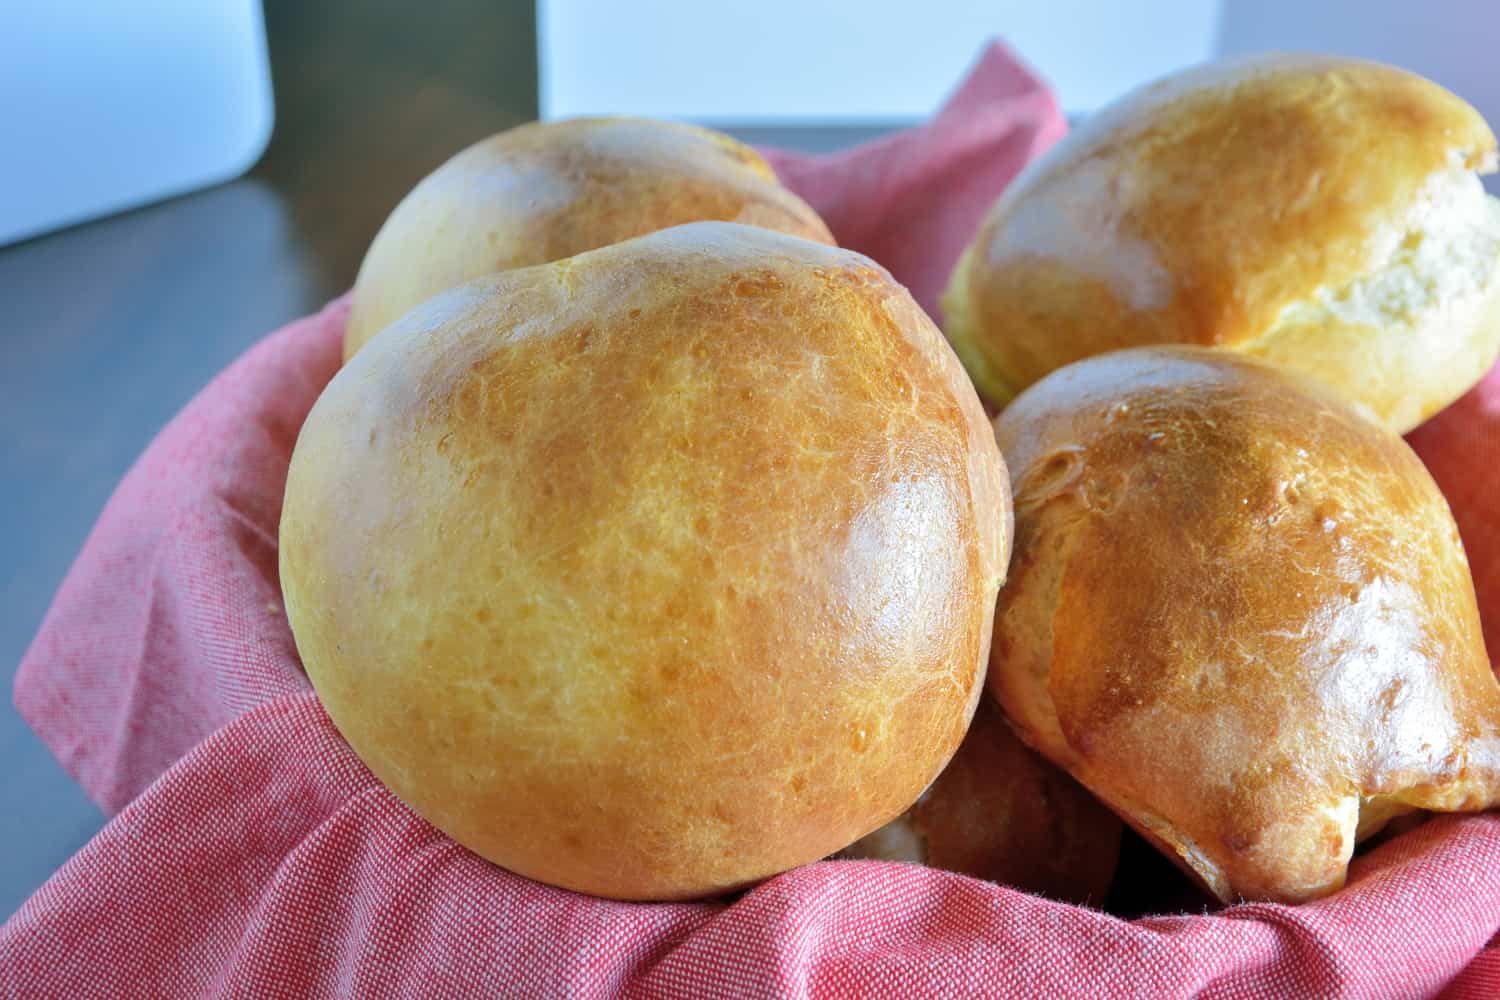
[541,0,1500,127]
[540,0,1222,121]
[0,0,273,246]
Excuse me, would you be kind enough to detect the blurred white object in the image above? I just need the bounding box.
[539,0,1221,122]
[541,1,1500,131]
[1217,0,1500,138]
[0,0,274,247]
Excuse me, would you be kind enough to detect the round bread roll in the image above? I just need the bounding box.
[344,116,832,360]
[990,346,1500,904]
[842,696,1121,904]
[281,222,1010,901]
[943,55,1500,431]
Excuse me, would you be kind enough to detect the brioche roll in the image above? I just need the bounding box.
[345,117,832,359]
[990,346,1500,904]
[843,697,1121,903]
[282,222,1009,901]
[943,55,1500,431]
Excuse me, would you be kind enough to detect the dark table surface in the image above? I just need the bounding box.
[0,0,893,920]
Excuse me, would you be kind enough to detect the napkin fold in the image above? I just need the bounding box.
[7,40,1500,999]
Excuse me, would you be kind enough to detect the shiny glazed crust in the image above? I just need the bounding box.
[842,696,1122,903]
[281,222,1010,901]
[989,346,1500,903]
[943,55,1500,430]
[344,116,834,359]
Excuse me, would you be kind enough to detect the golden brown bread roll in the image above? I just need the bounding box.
[943,55,1500,431]
[281,221,1010,901]
[989,346,1500,904]
[842,696,1121,904]
[344,116,832,360]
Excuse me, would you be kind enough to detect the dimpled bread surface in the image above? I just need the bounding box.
[989,346,1500,903]
[281,222,1010,901]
